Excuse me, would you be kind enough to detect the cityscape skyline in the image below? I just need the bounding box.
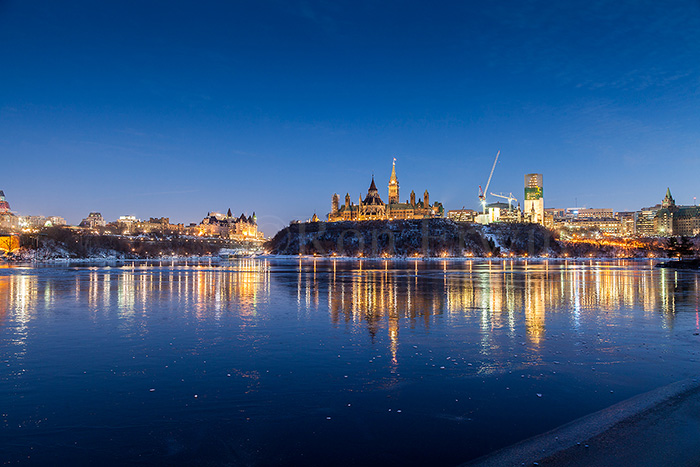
[0,159,696,232]
[2,1,700,234]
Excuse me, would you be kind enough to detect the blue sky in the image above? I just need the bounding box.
[1,0,699,234]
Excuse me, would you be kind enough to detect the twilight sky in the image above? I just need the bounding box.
[1,0,699,234]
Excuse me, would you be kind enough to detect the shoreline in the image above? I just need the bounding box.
[260,254,665,262]
[463,377,700,467]
[1,254,669,265]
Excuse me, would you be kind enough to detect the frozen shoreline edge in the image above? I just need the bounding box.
[462,377,700,467]
[2,254,668,265]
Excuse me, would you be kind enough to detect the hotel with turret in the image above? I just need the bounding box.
[328,160,444,222]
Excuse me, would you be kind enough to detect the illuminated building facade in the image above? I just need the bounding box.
[113,217,186,235]
[523,173,544,224]
[483,202,522,223]
[635,208,658,237]
[0,191,10,213]
[197,210,264,240]
[562,217,621,235]
[577,208,614,219]
[18,216,67,229]
[328,160,444,222]
[447,208,478,223]
[653,188,700,236]
[616,211,636,236]
[79,212,106,228]
[0,190,18,232]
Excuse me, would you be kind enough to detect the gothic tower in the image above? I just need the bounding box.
[388,158,399,204]
[410,190,416,206]
[424,190,429,207]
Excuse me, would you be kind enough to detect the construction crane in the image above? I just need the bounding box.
[490,192,517,210]
[478,150,500,213]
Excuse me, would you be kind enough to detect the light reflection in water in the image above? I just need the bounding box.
[0,260,696,363]
[0,260,271,344]
[285,260,700,366]
[0,259,699,466]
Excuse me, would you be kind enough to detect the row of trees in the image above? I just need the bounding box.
[13,227,231,259]
[666,236,697,258]
[267,219,700,258]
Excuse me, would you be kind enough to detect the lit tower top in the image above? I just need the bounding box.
[362,176,384,206]
[662,187,675,209]
[388,158,399,204]
[0,190,10,213]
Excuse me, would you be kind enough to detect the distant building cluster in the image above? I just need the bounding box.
[312,162,699,241]
[442,172,699,238]
[0,189,265,242]
[112,216,184,235]
[327,160,444,222]
[1,190,67,232]
[545,188,700,237]
[448,173,541,225]
[2,164,699,245]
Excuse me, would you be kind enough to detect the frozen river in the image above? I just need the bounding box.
[1,258,699,465]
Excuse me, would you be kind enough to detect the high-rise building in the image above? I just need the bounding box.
[524,174,544,224]
[616,211,637,236]
[636,208,658,237]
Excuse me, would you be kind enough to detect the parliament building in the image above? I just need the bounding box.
[328,161,444,222]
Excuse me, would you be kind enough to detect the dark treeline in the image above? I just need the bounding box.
[17,227,239,259]
[266,219,683,258]
[6,222,693,260]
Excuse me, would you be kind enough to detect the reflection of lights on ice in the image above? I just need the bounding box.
[317,259,693,362]
[0,259,694,371]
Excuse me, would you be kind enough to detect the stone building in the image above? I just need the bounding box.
[196,209,263,240]
[328,160,444,222]
[652,188,700,236]
[79,212,106,228]
[0,190,18,232]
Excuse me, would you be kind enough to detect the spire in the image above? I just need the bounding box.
[227,208,232,218]
[662,187,676,209]
[388,158,399,204]
[368,176,378,194]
